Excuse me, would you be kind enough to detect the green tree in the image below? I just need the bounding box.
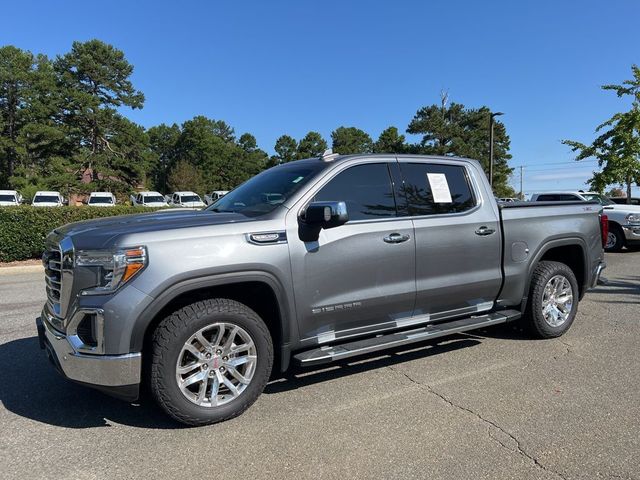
[175,116,266,190]
[374,126,406,153]
[296,131,327,159]
[272,134,298,164]
[55,39,145,189]
[407,97,514,197]
[147,123,181,192]
[0,46,35,184]
[331,126,373,155]
[563,65,640,202]
[167,159,207,194]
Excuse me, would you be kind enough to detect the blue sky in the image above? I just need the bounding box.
[3,0,639,195]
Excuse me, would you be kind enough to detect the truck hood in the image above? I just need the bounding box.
[53,209,250,249]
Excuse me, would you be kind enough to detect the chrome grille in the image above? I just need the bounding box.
[43,249,63,327]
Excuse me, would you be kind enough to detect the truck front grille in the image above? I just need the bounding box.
[43,249,64,329]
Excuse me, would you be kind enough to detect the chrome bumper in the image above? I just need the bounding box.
[37,310,141,387]
[621,224,640,242]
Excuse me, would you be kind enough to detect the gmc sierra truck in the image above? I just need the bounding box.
[37,153,607,426]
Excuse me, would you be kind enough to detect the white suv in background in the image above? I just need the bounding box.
[204,190,229,205]
[32,191,64,207]
[530,191,640,251]
[130,191,168,208]
[0,190,22,206]
[168,191,205,208]
[87,192,116,207]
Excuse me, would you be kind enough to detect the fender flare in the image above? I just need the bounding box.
[520,237,590,311]
[129,271,295,360]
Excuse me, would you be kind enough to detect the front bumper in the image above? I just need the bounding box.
[621,224,640,244]
[37,311,141,400]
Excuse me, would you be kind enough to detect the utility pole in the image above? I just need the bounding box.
[519,165,524,200]
[489,112,504,188]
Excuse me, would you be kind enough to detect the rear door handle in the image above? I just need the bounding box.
[475,226,496,236]
[383,233,410,244]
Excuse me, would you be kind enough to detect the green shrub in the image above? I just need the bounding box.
[0,206,166,262]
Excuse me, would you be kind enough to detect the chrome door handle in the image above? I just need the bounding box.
[383,233,410,243]
[475,226,496,236]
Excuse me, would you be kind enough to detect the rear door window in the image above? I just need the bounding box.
[399,163,476,216]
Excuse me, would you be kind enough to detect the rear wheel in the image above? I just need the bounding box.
[150,298,273,426]
[523,261,579,338]
[605,223,625,252]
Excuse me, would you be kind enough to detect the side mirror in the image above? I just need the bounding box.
[298,201,348,242]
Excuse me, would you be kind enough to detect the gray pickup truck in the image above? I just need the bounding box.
[37,153,607,425]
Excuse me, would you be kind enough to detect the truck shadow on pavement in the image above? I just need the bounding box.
[590,275,640,301]
[0,333,494,429]
[264,335,484,394]
[0,336,181,430]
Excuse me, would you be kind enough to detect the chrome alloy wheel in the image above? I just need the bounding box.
[605,232,617,249]
[541,275,574,327]
[175,323,257,407]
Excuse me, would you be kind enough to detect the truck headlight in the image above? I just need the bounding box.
[76,246,147,295]
[626,213,640,225]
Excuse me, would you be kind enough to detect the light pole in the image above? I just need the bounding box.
[489,111,504,188]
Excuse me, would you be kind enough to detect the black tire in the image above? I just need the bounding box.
[605,223,625,252]
[150,298,273,426]
[523,261,579,339]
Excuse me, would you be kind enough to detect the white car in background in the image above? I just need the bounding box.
[87,192,116,207]
[32,191,64,207]
[530,190,640,252]
[0,190,22,206]
[204,190,229,206]
[168,191,205,208]
[130,191,168,208]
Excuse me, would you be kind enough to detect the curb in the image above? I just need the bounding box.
[0,264,44,275]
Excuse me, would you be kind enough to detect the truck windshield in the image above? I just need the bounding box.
[180,195,201,203]
[34,196,59,203]
[0,194,16,202]
[144,196,165,203]
[582,194,615,206]
[89,196,113,204]
[207,163,324,217]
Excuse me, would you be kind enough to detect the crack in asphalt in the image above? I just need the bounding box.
[388,365,568,480]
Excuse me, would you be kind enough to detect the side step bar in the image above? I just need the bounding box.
[294,309,521,367]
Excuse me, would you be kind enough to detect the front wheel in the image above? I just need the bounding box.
[150,298,273,426]
[605,224,625,252]
[523,261,579,338]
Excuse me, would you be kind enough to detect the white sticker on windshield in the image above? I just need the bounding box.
[292,176,304,183]
[427,173,452,203]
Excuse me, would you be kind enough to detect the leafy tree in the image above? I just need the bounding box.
[296,131,327,159]
[563,66,640,202]
[167,159,207,194]
[147,123,181,192]
[0,47,43,186]
[331,126,373,155]
[175,116,266,190]
[374,126,406,153]
[606,187,624,197]
[272,134,298,164]
[55,39,145,189]
[238,133,257,152]
[407,97,515,197]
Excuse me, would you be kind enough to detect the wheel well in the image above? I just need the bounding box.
[539,245,586,296]
[142,281,283,369]
[608,220,623,232]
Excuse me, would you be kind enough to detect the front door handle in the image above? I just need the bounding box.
[383,233,410,244]
[475,226,496,236]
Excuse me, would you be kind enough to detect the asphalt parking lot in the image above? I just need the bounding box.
[0,253,638,480]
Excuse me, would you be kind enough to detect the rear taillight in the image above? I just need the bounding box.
[600,214,608,249]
